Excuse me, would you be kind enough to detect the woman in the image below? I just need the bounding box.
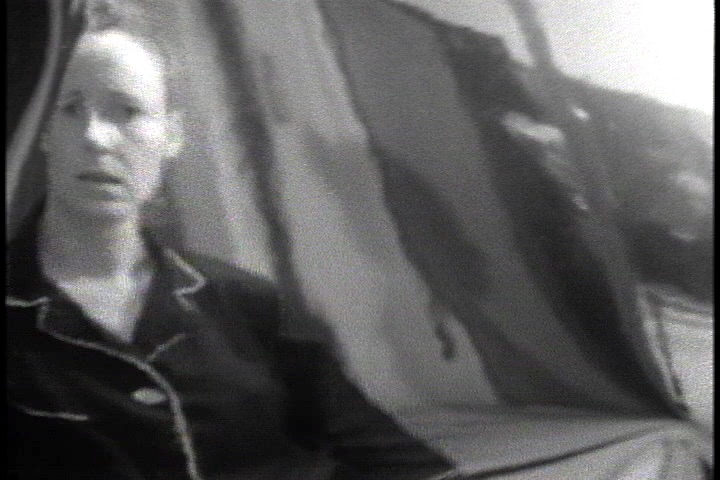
[6,9,459,480]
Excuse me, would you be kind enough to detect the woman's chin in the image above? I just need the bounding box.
[75,199,139,223]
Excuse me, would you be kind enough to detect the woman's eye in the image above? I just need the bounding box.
[120,105,143,120]
[60,99,83,117]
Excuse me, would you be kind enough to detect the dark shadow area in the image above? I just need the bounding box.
[6,1,49,142]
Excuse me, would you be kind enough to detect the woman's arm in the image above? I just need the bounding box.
[277,338,455,479]
[207,259,457,478]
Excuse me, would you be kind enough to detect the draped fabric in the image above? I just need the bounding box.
[6,0,84,240]
[318,0,667,414]
[6,0,712,478]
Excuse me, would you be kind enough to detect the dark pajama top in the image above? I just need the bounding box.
[6,221,455,480]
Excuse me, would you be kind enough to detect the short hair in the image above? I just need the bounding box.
[76,0,185,230]
[81,0,182,110]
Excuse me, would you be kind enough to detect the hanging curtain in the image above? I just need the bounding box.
[6,0,84,241]
[317,0,673,413]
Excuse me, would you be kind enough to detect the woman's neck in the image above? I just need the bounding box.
[40,203,148,280]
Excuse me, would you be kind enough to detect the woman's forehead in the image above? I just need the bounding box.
[61,31,167,104]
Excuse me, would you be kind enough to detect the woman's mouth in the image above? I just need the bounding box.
[77,171,125,185]
[77,171,129,200]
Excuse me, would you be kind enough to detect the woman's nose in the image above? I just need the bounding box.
[84,113,119,152]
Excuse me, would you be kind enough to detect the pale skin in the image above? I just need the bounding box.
[40,30,183,343]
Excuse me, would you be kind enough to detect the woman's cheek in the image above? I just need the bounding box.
[127,118,168,152]
[130,162,164,201]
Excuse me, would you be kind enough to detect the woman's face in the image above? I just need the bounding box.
[45,30,181,221]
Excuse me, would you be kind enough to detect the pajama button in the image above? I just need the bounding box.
[572,194,590,212]
[132,387,168,406]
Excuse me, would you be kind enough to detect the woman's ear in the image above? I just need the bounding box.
[162,110,185,159]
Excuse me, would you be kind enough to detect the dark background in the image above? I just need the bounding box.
[7,1,49,142]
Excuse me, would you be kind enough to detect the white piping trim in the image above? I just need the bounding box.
[36,325,205,480]
[14,403,89,422]
[6,295,51,308]
[427,470,464,480]
[146,333,190,363]
[162,248,207,312]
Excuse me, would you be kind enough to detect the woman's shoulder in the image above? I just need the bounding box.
[165,248,282,329]
[170,248,334,346]
[181,251,277,297]
[176,251,279,304]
